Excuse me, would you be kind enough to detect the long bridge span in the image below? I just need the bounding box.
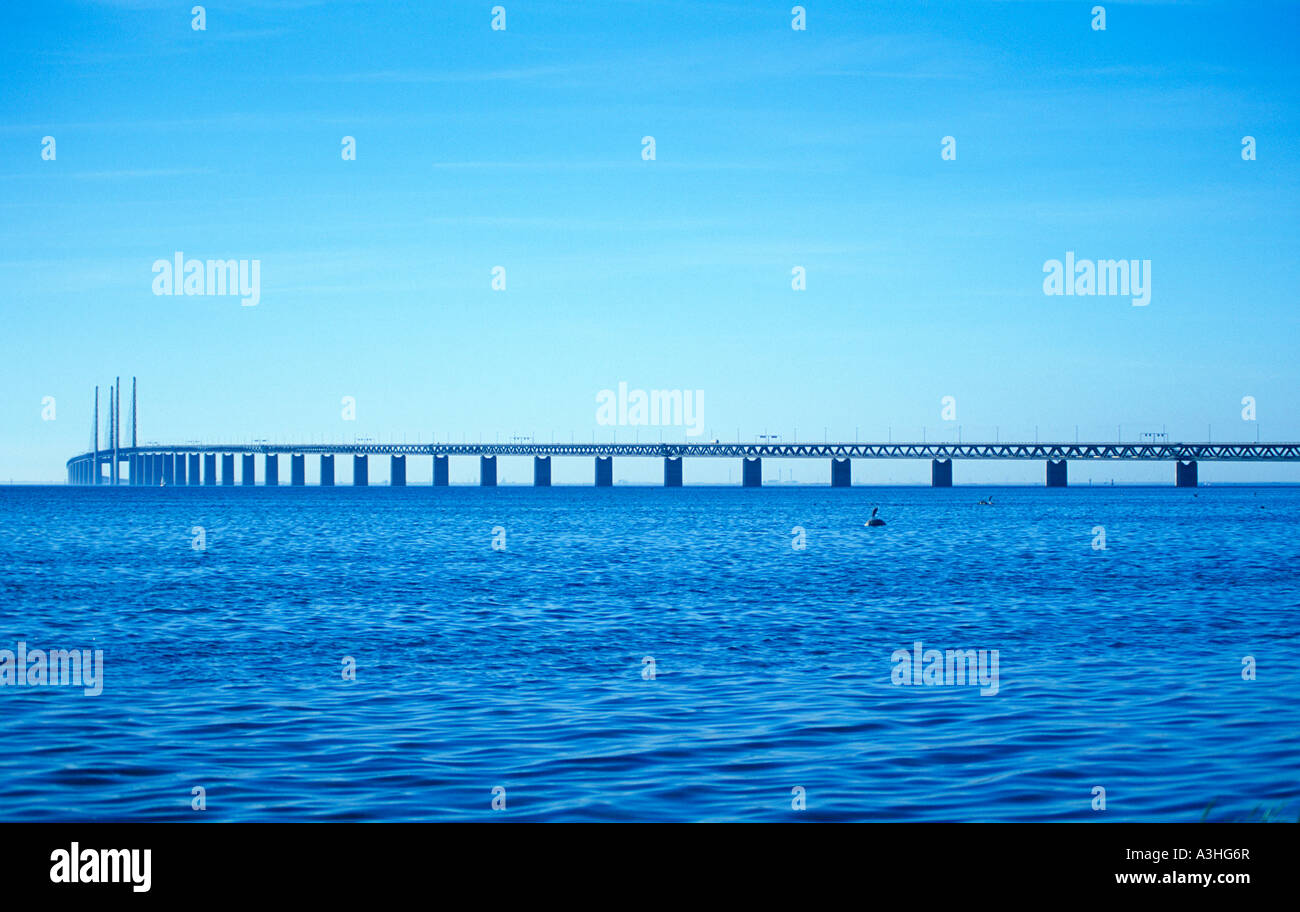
[67,441,1300,488]
[66,379,1299,487]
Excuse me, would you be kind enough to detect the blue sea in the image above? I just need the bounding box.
[0,484,1297,822]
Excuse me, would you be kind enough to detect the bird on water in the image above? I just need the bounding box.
[865,507,886,527]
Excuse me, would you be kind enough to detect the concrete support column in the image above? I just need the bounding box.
[595,456,613,487]
[1046,459,1068,488]
[831,457,851,488]
[221,454,235,485]
[353,455,368,486]
[533,456,551,486]
[320,455,335,486]
[664,456,683,487]
[127,455,136,485]
[1176,460,1198,488]
[742,457,762,487]
[188,454,201,485]
[265,455,279,486]
[480,455,497,487]
[433,455,449,486]
[204,454,217,485]
[931,458,953,487]
[242,453,256,485]
[143,455,154,486]
[162,455,175,485]
[174,454,187,486]
[390,455,406,486]
[291,454,305,486]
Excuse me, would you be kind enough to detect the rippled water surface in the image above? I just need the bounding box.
[1,484,1297,821]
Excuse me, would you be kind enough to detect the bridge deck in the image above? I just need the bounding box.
[68,441,1300,468]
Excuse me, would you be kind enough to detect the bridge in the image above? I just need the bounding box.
[65,380,1299,487]
[67,441,1300,489]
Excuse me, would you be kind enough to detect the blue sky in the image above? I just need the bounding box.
[2,0,1298,483]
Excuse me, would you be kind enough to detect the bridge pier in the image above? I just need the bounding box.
[173,454,186,485]
[291,454,305,486]
[242,454,256,485]
[433,455,449,486]
[533,456,551,486]
[1046,459,1067,488]
[742,457,762,487]
[127,454,137,485]
[320,455,335,486]
[188,454,201,485]
[831,457,851,488]
[390,455,406,486]
[353,455,368,486]
[594,456,613,487]
[931,458,953,487]
[1176,460,1198,488]
[204,453,217,485]
[480,455,497,486]
[265,454,278,486]
[664,456,683,487]
[221,454,235,485]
